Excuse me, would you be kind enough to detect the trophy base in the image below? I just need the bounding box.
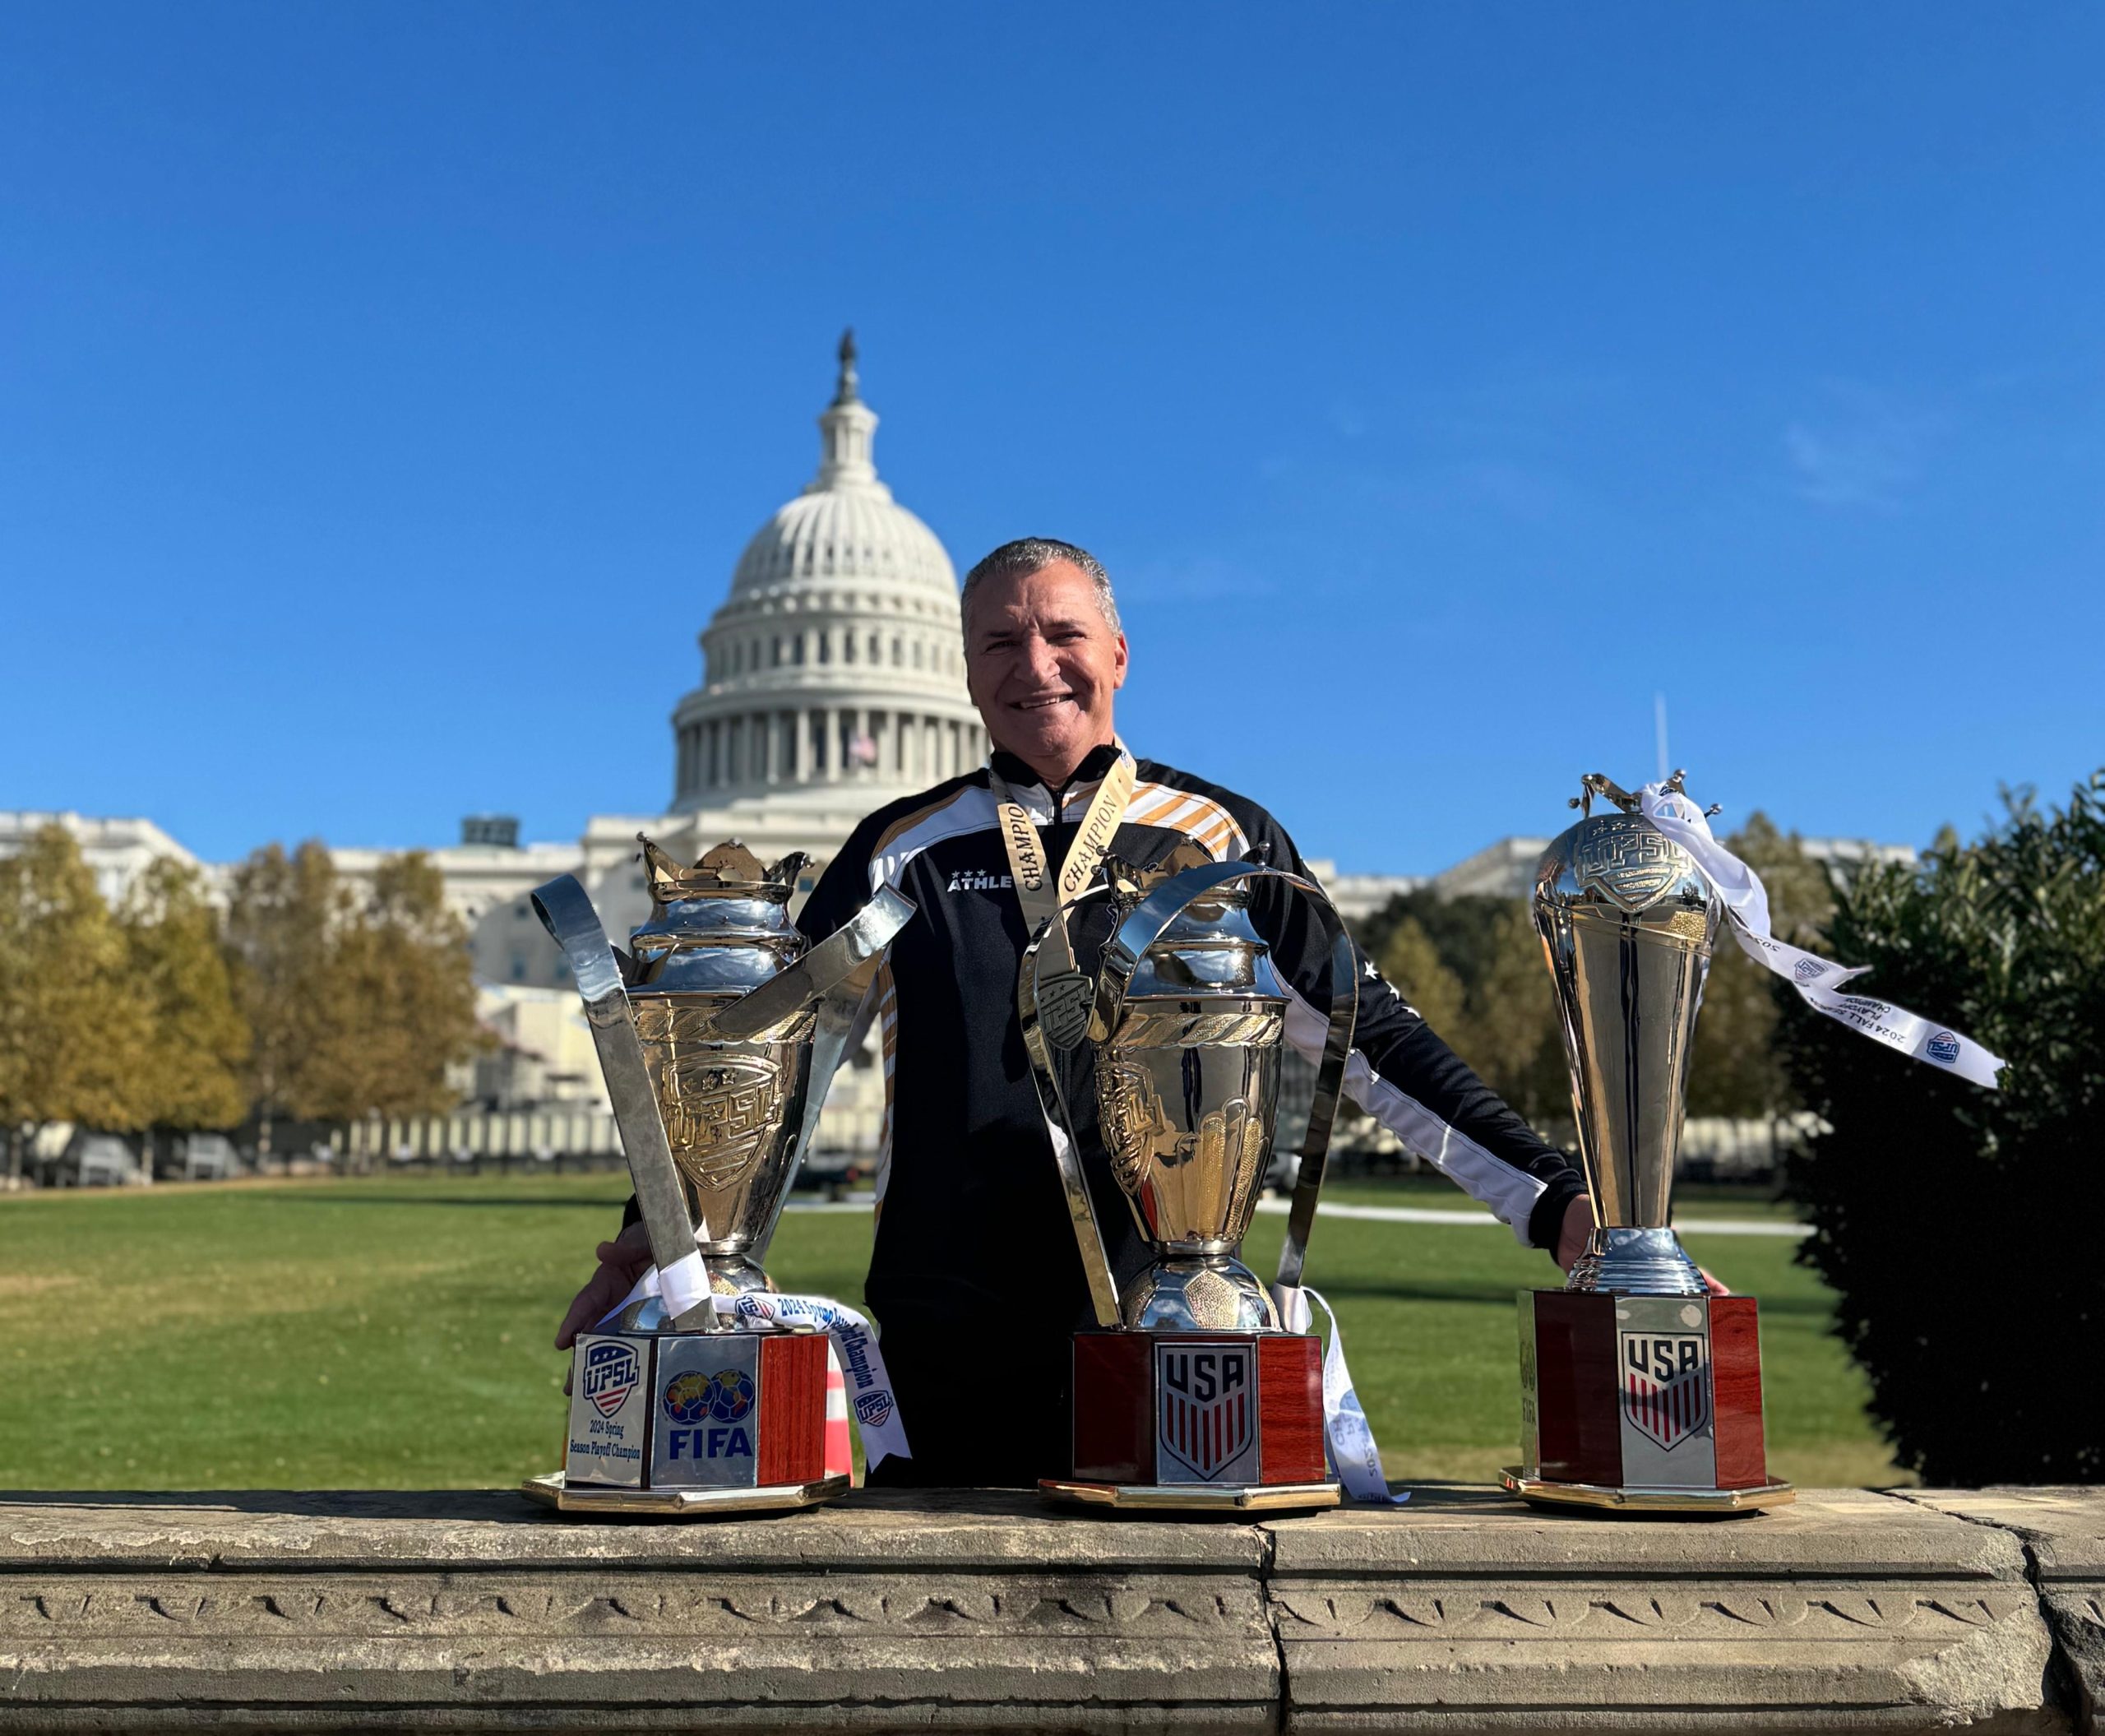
[1499,1467,1794,1516]
[1518,1290,1782,1511]
[563,1328,830,1501]
[1061,1329,1327,1507]
[1041,1476,1339,1512]
[522,1470,849,1516]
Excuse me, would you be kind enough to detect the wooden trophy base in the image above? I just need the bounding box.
[1515,1290,1793,1516]
[546,1328,835,1519]
[1040,1330,1339,1513]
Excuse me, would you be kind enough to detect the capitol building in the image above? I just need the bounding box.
[334,334,992,999]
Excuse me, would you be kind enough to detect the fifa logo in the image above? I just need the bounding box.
[662,1368,756,1462]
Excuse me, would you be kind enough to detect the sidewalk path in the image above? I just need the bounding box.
[787,1192,1810,1238]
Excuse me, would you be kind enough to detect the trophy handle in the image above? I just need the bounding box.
[1088,862,1358,1303]
[1020,912,1125,1329]
[750,949,885,1270]
[735,886,918,1268]
[530,873,719,1334]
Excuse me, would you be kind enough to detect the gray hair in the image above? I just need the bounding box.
[960,538,1122,639]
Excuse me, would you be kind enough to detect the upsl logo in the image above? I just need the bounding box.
[946,868,1015,895]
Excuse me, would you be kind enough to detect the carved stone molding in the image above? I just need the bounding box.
[0,1486,2094,1733]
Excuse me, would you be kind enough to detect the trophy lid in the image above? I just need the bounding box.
[640,838,806,905]
[628,836,807,988]
[1534,774,1719,937]
[1103,843,1284,1002]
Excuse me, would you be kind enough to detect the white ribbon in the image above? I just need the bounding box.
[599,1269,910,1471]
[1277,1285,1409,1505]
[656,1250,711,1320]
[1638,785,2004,1090]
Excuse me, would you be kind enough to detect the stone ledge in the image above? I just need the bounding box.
[1908,1489,2105,1735]
[0,1487,2092,1734]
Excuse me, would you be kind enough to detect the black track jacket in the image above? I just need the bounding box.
[784,743,1584,1486]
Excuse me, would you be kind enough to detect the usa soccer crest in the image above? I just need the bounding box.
[1154,1343,1258,1483]
[581,1340,641,1419]
[1619,1331,1709,1451]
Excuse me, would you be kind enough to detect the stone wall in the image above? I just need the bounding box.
[1,1485,2097,1733]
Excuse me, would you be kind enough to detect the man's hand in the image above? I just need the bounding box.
[1552,1192,1731,1294]
[555,1220,653,1351]
[1554,1194,1594,1272]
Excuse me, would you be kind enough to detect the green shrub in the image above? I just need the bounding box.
[1783,772,2105,1484]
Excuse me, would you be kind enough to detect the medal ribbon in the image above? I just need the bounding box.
[989,747,1137,1012]
[1637,784,2004,1090]
[1277,1285,1409,1505]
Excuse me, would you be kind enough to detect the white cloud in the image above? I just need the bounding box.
[1784,389,1945,509]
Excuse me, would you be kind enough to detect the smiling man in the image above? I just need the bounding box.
[561,537,1591,1486]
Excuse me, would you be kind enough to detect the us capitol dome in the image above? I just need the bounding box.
[666,331,986,827]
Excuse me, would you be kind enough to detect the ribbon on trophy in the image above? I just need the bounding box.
[1637,784,2005,1090]
[990,746,1137,1050]
[1277,1285,1410,1506]
[597,1267,910,1471]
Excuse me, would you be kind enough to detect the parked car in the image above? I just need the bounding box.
[182,1133,239,1181]
[72,1134,145,1187]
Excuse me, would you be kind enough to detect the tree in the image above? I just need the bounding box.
[223,841,345,1154]
[1465,904,1566,1128]
[1376,917,1469,1043]
[1376,902,1565,1128]
[0,826,152,1177]
[1782,772,2105,1483]
[305,851,483,1121]
[1686,812,1837,1120]
[120,859,251,1134]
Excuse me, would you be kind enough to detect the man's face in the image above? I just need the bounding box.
[965,560,1129,783]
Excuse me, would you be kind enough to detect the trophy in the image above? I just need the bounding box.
[1025,845,1359,1511]
[1504,775,1793,1513]
[521,840,914,1516]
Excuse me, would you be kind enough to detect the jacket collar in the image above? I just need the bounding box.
[989,740,1125,813]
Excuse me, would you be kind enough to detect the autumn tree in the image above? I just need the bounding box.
[0,826,152,1177]
[1686,812,1837,1121]
[222,842,483,1142]
[223,840,345,1155]
[120,858,251,1135]
[304,851,482,1122]
[1374,896,1565,1128]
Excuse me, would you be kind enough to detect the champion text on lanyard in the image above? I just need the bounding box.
[990,748,1136,1051]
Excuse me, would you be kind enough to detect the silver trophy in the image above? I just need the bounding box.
[1507,773,1791,1512]
[1025,843,1360,1509]
[1534,775,1718,1295]
[522,838,914,1515]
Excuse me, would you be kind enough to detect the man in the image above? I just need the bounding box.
[559,537,1593,1485]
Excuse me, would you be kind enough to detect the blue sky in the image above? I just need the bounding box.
[4,4,2100,872]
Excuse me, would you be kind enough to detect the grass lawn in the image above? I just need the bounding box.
[0,1172,1902,1490]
